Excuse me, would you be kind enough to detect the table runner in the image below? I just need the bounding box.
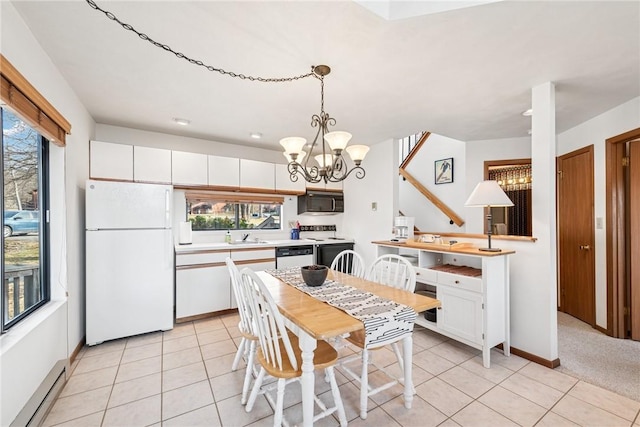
[266,267,417,347]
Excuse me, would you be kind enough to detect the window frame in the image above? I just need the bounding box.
[1,108,51,331]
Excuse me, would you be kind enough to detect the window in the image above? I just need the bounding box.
[485,159,532,237]
[2,107,50,330]
[186,192,283,230]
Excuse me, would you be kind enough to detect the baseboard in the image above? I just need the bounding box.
[496,344,561,368]
[594,324,610,336]
[70,337,85,364]
[10,359,67,427]
[176,308,238,324]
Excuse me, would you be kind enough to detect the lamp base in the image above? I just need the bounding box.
[479,247,502,252]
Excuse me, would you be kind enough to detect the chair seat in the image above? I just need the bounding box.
[239,328,259,341]
[257,331,339,379]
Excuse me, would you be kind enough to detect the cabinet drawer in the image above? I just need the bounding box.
[176,249,230,267]
[415,267,437,283]
[230,247,276,262]
[437,271,482,292]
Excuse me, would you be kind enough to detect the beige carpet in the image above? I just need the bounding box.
[557,311,640,402]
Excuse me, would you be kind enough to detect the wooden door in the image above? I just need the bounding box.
[558,146,595,325]
[630,140,640,339]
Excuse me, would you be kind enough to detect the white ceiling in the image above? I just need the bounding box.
[10,1,640,153]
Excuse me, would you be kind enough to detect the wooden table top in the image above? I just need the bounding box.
[256,270,441,341]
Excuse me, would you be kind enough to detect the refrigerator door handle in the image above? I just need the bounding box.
[165,189,171,228]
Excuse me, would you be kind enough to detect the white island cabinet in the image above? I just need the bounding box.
[374,240,513,368]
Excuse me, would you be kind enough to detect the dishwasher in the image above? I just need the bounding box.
[275,245,315,268]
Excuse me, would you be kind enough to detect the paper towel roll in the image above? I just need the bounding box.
[179,221,192,245]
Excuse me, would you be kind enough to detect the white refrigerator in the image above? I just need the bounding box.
[86,179,174,345]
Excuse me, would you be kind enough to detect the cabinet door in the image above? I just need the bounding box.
[208,155,240,187]
[275,164,306,193]
[175,265,230,319]
[230,247,276,308]
[438,285,483,345]
[172,151,208,185]
[230,259,276,308]
[240,159,275,190]
[90,140,133,181]
[134,146,172,183]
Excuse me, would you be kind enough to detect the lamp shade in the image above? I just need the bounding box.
[314,153,334,168]
[280,137,307,154]
[324,131,352,151]
[283,151,306,163]
[465,180,514,207]
[345,144,370,162]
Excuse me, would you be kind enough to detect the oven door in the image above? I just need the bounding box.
[315,243,355,267]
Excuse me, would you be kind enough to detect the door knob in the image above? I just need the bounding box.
[580,244,591,250]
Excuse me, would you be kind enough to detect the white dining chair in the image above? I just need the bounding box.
[240,268,347,427]
[225,258,258,405]
[341,254,417,419]
[330,249,366,278]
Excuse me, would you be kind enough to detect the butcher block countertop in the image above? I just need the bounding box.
[372,239,515,256]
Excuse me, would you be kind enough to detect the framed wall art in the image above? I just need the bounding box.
[435,157,454,184]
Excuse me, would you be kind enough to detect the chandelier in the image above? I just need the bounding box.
[280,65,369,184]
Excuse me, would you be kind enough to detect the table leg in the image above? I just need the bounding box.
[298,330,317,427]
[402,335,414,409]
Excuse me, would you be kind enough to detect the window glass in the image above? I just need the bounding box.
[2,107,49,330]
[187,199,281,230]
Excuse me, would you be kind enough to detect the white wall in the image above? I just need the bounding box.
[343,139,397,266]
[0,2,94,425]
[557,96,640,328]
[399,133,467,233]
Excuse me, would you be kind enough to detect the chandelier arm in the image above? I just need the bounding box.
[325,165,366,182]
[85,0,314,83]
[287,162,321,183]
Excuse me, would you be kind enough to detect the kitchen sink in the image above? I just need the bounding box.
[228,240,269,245]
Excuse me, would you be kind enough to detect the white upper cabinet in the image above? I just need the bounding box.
[240,159,275,191]
[208,155,240,187]
[275,164,306,193]
[306,179,343,192]
[134,146,172,183]
[171,151,208,186]
[90,140,133,181]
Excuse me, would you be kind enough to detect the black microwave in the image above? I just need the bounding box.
[298,191,344,214]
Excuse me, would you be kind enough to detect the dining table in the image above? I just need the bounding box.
[256,269,441,427]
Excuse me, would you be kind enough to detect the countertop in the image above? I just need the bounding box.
[372,239,515,256]
[175,238,354,253]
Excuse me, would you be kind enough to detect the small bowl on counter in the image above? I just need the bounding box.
[301,265,328,287]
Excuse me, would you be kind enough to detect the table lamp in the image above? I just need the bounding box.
[465,180,514,252]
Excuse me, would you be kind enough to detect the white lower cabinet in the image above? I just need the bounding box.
[375,242,512,368]
[175,246,276,320]
[175,249,230,320]
[437,285,483,345]
[175,264,230,319]
[230,247,276,308]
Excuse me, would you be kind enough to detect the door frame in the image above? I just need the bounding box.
[606,127,640,338]
[557,145,595,325]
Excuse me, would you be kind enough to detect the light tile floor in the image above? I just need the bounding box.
[43,313,640,426]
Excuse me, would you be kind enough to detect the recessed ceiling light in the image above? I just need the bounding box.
[250,132,262,139]
[173,118,191,126]
[522,109,532,117]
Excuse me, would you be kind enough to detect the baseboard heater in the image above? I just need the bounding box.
[11,359,67,427]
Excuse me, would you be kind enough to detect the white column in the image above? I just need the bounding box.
[531,82,559,362]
